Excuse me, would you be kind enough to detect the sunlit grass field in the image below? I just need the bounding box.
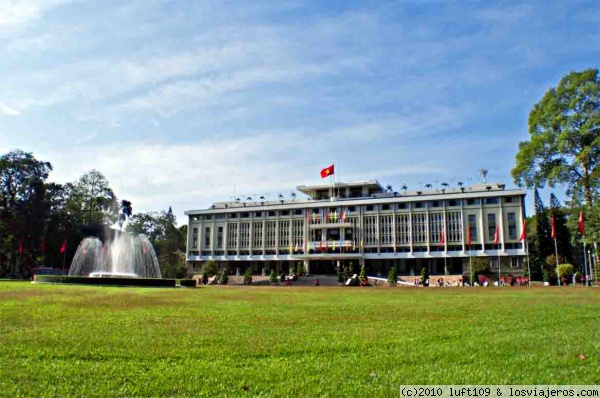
[0,282,598,397]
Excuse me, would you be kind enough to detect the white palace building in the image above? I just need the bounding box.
[185,180,527,277]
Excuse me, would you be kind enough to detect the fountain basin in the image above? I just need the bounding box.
[89,272,139,278]
[33,274,177,287]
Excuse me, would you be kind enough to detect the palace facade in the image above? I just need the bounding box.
[185,180,527,277]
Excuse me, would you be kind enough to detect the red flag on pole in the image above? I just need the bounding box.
[493,226,499,245]
[320,164,334,178]
[18,237,23,254]
[578,211,585,235]
[519,220,527,242]
[59,239,67,253]
[439,231,445,247]
[41,237,45,254]
[551,214,556,239]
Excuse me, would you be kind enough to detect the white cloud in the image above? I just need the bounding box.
[0,0,71,30]
[0,102,20,116]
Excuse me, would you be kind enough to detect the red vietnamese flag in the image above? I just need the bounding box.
[439,231,445,247]
[519,220,527,242]
[320,164,334,178]
[578,211,585,235]
[18,237,23,254]
[325,240,329,252]
[493,226,499,245]
[551,214,556,239]
[59,239,67,253]
[318,240,322,251]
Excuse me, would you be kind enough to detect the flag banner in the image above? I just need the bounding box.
[331,211,337,222]
[325,211,329,223]
[320,164,334,178]
[519,220,527,242]
[493,226,499,245]
[551,214,556,239]
[318,241,322,251]
[325,241,329,251]
[579,211,585,235]
[289,243,293,253]
[294,242,299,252]
[440,231,445,246]
[467,227,472,246]
[59,239,67,253]
[18,237,23,254]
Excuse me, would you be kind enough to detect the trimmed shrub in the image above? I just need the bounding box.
[180,279,196,287]
[220,270,229,285]
[558,263,574,284]
[33,275,176,287]
[296,261,305,276]
[387,266,397,284]
[243,267,253,285]
[269,269,278,284]
[289,263,296,276]
[359,265,368,286]
[420,266,429,286]
[201,272,208,285]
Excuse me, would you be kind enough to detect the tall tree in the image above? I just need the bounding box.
[71,170,118,225]
[549,193,572,262]
[512,69,600,208]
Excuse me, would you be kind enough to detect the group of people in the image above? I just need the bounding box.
[498,275,530,286]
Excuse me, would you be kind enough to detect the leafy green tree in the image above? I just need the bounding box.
[201,260,218,276]
[71,170,118,225]
[470,257,490,284]
[512,69,600,262]
[359,264,368,285]
[549,193,571,261]
[557,263,574,283]
[296,261,304,276]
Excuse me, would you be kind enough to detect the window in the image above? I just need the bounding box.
[431,200,441,208]
[466,198,480,205]
[381,204,390,211]
[507,212,517,240]
[468,215,478,241]
[280,210,290,216]
[268,211,276,217]
[511,257,520,268]
[217,227,223,248]
[491,258,499,268]
[192,228,198,247]
[485,197,499,205]
[415,202,425,209]
[487,214,497,240]
[504,196,514,203]
[253,212,261,217]
[397,203,407,209]
[365,205,374,211]
[447,199,460,207]
[204,227,211,247]
[294,209,303,215]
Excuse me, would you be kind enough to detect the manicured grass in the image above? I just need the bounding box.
[0,283,598,397]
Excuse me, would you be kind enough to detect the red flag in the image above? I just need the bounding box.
[41,237,45,254]
[318,241,322,251]
[320,164,334,178]
[551,214,556,239]
[325,210,330,223]
[439,231,445,247]
[18,237,23,254]
[59,239,67,253]
[493,226,499,245]
[467,227,471,246]
[578,211,585,235]
[519,220,527,242]
[325,241,329,252]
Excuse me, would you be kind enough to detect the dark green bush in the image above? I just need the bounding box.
[243,267,252,285]
[33,275,176,287]
[387,266,397,284]
[220,270,228,285]
[180,279,196,287]
[269,269,278,284]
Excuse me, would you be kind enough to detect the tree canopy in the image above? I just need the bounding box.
[512,69,600,207]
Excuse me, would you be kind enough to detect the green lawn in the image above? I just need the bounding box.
[0,282,598,397]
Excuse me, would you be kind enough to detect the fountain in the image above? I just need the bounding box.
[68,234,161,278]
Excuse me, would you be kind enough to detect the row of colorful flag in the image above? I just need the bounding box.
[16,237,67,255]
[288,239,363,253]
[307,208,351,223]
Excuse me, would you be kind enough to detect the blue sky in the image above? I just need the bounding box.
[1,0,599,223]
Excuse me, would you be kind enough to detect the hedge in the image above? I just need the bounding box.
[179,279,197,287]
[33,275,176,287]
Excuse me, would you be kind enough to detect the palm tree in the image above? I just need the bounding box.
[118,199,132,230]
[441,182,449,188]
[457,181,464,188]
[425,183,433,189]
[290,192,296,201]
[278,193,284,201]
[259,195,265,205]
[479,169,488,183]
[401,184,408,194]
[246,196,253,202]
[235,197,241,203]
[385,184,393,193]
